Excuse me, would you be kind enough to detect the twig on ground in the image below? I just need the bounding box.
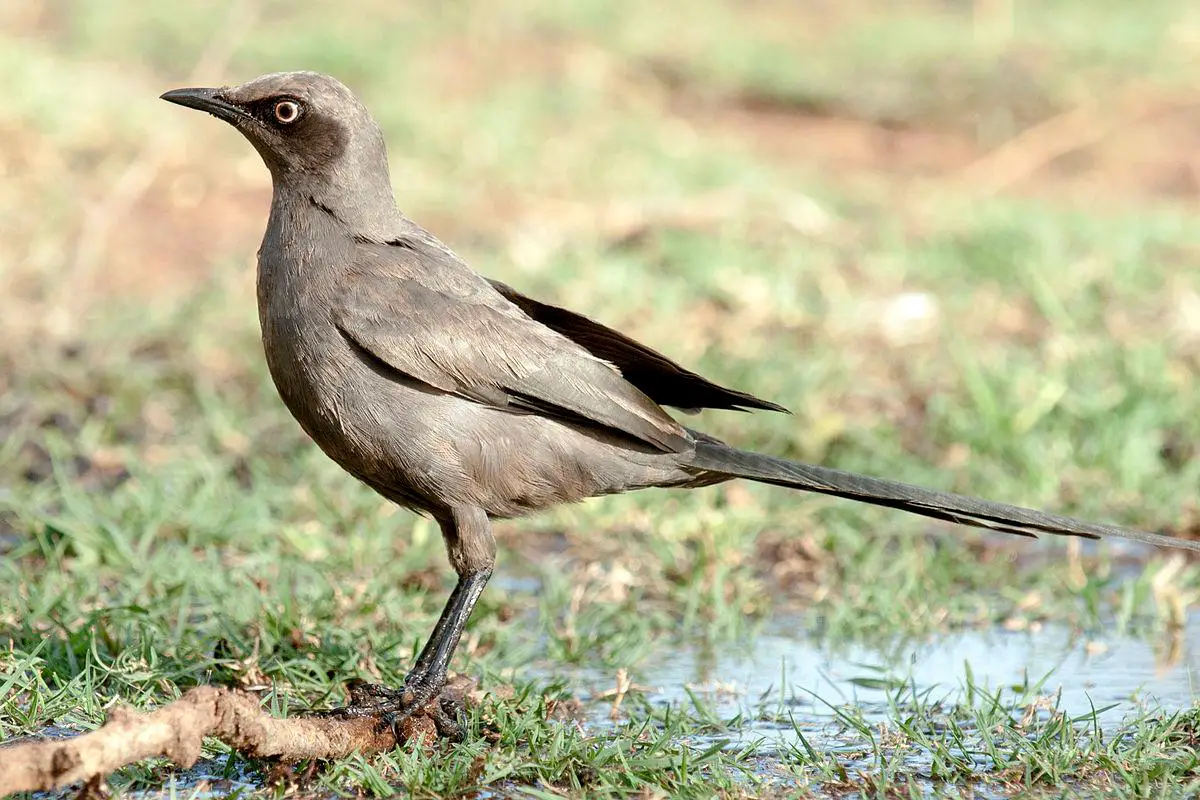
[0,676,477,795]
[608,668,632,720]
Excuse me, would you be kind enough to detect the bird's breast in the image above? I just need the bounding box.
[256,254,355,446]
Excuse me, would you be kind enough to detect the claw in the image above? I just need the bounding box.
[309,673,460,744]
[346,679,403,707]
[434,696,465,741]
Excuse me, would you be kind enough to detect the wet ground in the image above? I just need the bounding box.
[19,617,1198,798]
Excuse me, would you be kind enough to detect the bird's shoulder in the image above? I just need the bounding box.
[340,231,559,330]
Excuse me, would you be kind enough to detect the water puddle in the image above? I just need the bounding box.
[121,761,262,800]
[577,617,1197,722]
[551,614,1199,791]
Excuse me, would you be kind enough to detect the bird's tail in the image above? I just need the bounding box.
[687,439,1200,552]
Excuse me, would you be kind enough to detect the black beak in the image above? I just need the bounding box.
[160,87,248,125]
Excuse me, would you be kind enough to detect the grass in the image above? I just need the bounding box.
[3,0,1200,796]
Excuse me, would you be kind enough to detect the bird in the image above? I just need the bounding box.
[161,70,1200,739]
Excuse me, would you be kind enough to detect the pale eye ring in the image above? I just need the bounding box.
[274,100,301,124]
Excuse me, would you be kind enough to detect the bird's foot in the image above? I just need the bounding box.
[383,671,466,742]
[309,674,469,743]
[309,679,402,719]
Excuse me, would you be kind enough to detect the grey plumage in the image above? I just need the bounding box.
[162,71,1200,736]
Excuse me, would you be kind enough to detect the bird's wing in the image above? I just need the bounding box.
[334,241,692,453]
[487,279,788,415]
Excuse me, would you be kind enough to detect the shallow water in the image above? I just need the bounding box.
[572,615,1198,724]
[123,761,262,800]
[552,613,1199,792]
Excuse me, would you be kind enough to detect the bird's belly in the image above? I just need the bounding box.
[351,393,691,518]
[258,317,687,517]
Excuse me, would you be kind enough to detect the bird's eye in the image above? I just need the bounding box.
[273,100,302,124]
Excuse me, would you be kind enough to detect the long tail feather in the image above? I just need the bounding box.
[688,441,1200,551]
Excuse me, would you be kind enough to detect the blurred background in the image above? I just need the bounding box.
[5,0,1200,705]
[5,0,1200,329]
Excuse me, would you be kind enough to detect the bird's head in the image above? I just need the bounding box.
[162,71,397,219]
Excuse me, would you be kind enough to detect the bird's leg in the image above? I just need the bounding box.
[316,508,495,741]
[326,586,474,716]
[383,566,491,738]
[383,507,496,738]
[402,568,492,688]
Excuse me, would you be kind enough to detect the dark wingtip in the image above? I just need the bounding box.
[731,397,791,415]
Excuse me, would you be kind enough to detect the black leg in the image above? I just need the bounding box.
[319,569,492,729]
[356,569,486,740]
[384,506,496,737]
[404,568,492,689]
[310,506,496,742]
